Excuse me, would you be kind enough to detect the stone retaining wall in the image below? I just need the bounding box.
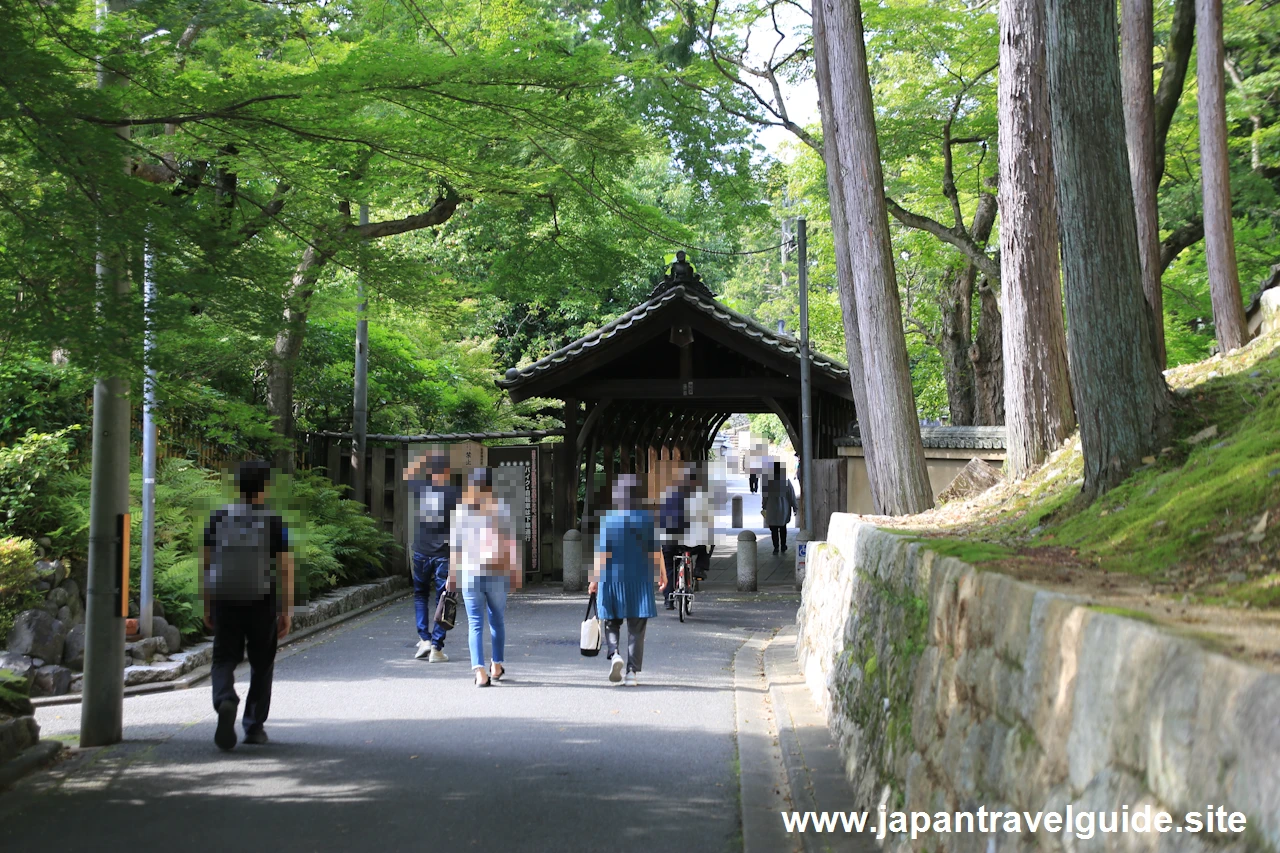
[797,514,1280,853]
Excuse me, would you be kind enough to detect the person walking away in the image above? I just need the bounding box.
[684,472,715,582]
[450,468,520,687]
[202,460,293,751]
[748,472,758,494]
[761,461,797,555]
[658,466,692,610]
[405,452,460,662]
[590,475,662,686]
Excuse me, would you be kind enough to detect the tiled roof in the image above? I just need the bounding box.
[837,425,1007,451]
[498,285,850,388]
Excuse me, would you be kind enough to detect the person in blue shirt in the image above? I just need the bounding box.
[404,452,460,662]
[589,475,664,687]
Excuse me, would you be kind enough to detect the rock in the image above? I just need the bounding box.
[6,610,66,663]
[30,658,43,668]
[68,674,83,693]
[1227,572,1248,584]
[0,652,35,687]
[1252,511,1270,536]
[938,458,1004,503]
[152,599,165,619]
[151,616,170,639]
[1261,287,1280,335]
[34,580,50,593]
[31,664,73,697]
[122,655,133,668]
[1141,455,1156,465]
[57,577,80,604]
[125,636,167,663]
[62,624,86,671]
[47,586,69,608]
[55,605,72,625]
[39,599,59,618]
[1246,533,1265,545]
[152,653,169,662]
[1213,532,1245,545]
[1186,424,1218,444]
[162,623,182,655]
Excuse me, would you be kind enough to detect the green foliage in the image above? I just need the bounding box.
[272,470,397,601]
[0,665,32,707]
[0,536,36,593]
[0,427,81,544]
[0,589,42,649]
[0,358,91,446]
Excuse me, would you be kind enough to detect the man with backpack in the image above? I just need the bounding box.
[202,460,293,751]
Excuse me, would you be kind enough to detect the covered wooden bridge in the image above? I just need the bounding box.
[498,282,858,542]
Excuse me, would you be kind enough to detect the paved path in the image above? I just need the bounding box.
[2,577,805,853]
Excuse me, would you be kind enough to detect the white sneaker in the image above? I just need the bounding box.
[625,672,639,687]
[608,654,624,683]
[428,647,449,663]
[415,640,432,660]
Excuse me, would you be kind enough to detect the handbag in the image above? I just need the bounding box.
[434,590,459,631]
[579,592,602,657]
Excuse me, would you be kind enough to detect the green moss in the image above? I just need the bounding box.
[1088,605,1158,624]
[910,537,1014,564]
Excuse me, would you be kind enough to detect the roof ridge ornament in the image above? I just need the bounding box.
[651,251,715,300]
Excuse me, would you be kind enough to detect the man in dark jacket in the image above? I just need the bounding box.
[405,451,460,661]
[203,460,293,751]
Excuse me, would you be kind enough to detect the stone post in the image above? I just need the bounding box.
[737,529,757,592]
[562,529,583,592]
[731,495,743,528]
[795,529,812,591]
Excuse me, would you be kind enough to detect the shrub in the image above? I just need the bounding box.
[0,536,36,595]
[0,427,82,544]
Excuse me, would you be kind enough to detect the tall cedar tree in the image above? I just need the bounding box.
[813,0,933,515]
[998,0,1076,479]
[1123,0,1167,366]
[811,0,881,512]
[1045,0,1169,496]
[1196,0,1248,351]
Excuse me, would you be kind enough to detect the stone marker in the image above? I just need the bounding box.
[737,530,757,592]
[731,495,743,528]
[562,529,583,592]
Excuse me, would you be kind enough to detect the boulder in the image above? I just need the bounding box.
[34,559,67,586]
[31,664,73,697]
[0,652,35,687]
[162,623,182,655]
[152,599,166,619]
[151,616,171,639]
[39,599,60,618]
[125,636,167,663]
[62,624,86,671]
[6,610,66,663]
[938,458,1005,503]
[47,585,69,609]
[34,580,51,593]
[58,577,80,603]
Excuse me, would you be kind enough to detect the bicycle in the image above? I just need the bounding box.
[671,550,695,621]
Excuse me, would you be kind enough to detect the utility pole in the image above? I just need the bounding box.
[798,217,814,531]
[352,203,369,505]
[140,240,156,639]
[82,0,130,748]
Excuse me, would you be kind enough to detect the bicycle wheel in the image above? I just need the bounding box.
[684,596,693,617]
[678,594,685,622]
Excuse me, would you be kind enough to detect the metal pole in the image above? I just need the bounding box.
[352,203,369,505]
[140,238,156,639]
[798,216,814,530]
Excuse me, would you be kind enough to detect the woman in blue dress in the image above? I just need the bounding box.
[589,474,664,686]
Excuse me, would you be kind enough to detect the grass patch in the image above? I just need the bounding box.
[913,537,1014,564]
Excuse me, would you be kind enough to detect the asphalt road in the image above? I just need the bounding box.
[2,582,800,853]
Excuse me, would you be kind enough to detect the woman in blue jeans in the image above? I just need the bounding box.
[448,467,520,687]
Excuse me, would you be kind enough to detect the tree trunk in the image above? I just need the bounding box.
[814,0,933,516]
[938,192,998,427]
[998,0,1077,479]
[812,0,882,512]
[1046,0,1169,497]
[1123,0,1167,366]
[1154,0,1196,183]
[268,246,323,474]
[1196,0,1248,352]
[971,281,1004,426]
[938,272,975,426]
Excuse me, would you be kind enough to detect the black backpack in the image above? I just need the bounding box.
[207,505,275,601]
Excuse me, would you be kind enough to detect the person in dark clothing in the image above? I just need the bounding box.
[761,461,797,555]
[405,452,460,662]
[748,472,758,494]
[202,460,293,751]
